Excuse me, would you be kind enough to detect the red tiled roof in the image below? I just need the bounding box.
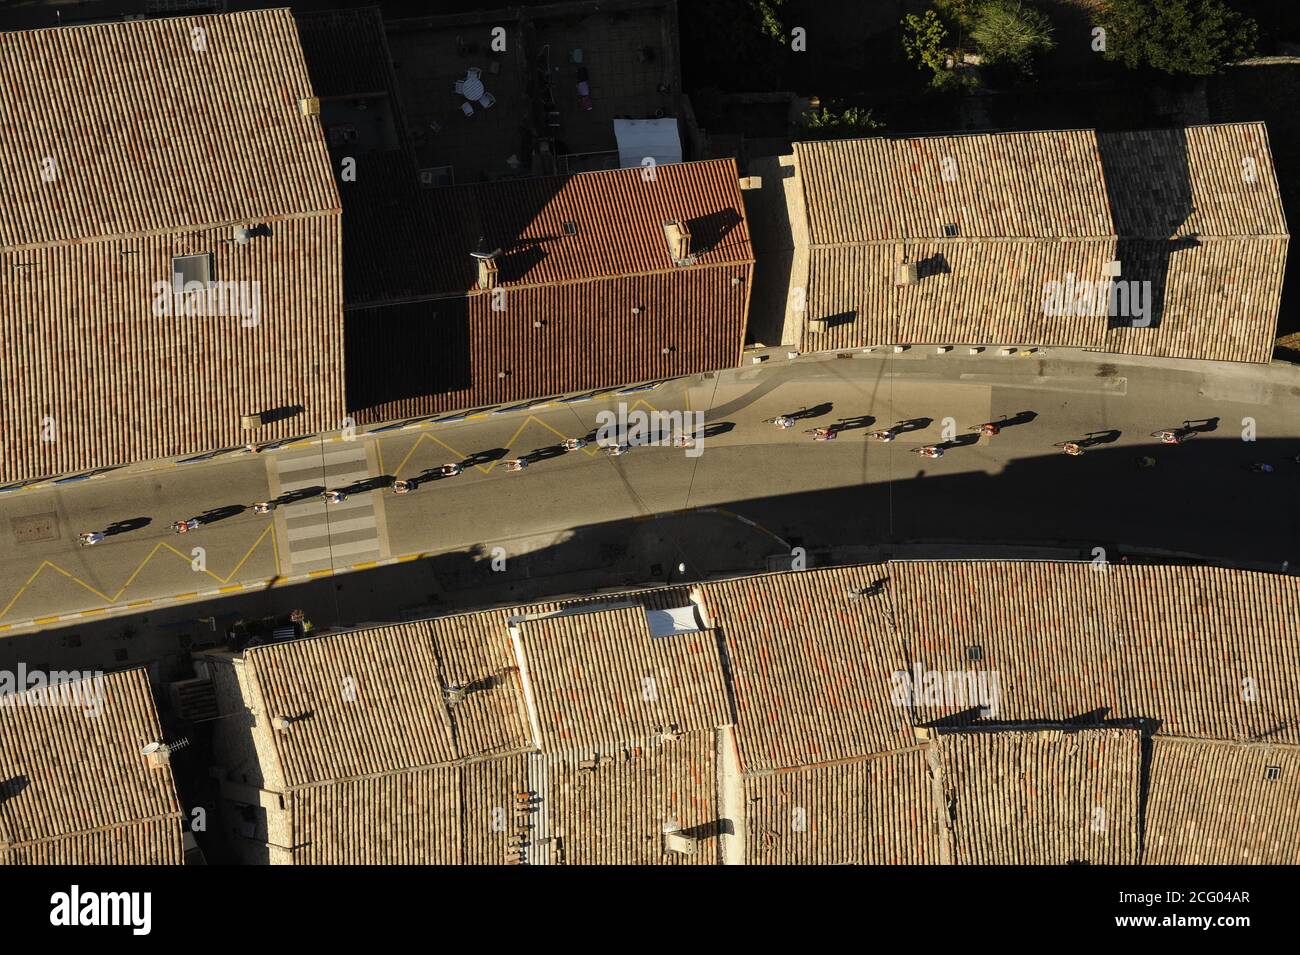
[341,157,753,307]
[345,265,750,421]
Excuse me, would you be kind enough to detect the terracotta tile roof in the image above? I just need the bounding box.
[286,768,462,865]
[1108,564,1300,744]
[546,733,720,865]
[243,617,532,789]
[0,668,184,865]
[1143,739,1300,864]
[339,159,752,419]
[0,10,339,248]
[341,157,753,307]
[2,217,346,482]
[804,239,1113,351]
[1100,236,1287,362]
[345,265,750,421]
[0,11,344,482]
[795,131,1112,243]
[789,124,1287,362]
[0,818,183,865]
[697,566,915,772]
[283,756,530,864]
[889,560,1123,725]
[514,604,731,751]
[937,728,1141,865]
[1098,124,1289,238]
[211,562,1300,864]
[462,754,528,865]
[889,560,1300,741]
[744,749,940,864]
[429,160,753,292]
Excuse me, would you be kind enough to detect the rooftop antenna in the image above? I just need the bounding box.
[470,235,502,260]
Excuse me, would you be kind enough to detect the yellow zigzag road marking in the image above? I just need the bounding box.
[0,525,276,622]
[380,398,671,477]
[2,394,685,623]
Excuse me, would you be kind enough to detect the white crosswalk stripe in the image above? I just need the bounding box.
[273,445,384,571]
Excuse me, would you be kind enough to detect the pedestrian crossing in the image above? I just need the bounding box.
[271,443,387,572]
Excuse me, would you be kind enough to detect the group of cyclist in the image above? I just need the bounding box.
[76,412,1296,546]
[768,412,1003,456]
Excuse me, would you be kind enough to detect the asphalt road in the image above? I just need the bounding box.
[2,347,1298,640]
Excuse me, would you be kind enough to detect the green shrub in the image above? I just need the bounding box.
[801,105,885,140]
[902,9,951,72]
[971,0,1056,70]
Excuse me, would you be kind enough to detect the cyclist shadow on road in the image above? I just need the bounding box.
[198,504,248,525]
[830,415,876,434]
[458,448,509,469]
[1079,429,1123,448]
[893,417,932,434]
[525,444,570,463]
[103,517,151,538]
[999,410,1038,428]
[274,486,325,506]
[337,476,396,495]
[786,402,833,422]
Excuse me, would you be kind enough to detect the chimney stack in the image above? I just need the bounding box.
[662,220,694,266]
[471,235,503,289]
[140,742,170,769]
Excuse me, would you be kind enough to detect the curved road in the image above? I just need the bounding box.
[1,346,1297,639]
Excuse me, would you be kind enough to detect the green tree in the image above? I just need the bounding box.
[1095,0,1259,75]
[971,0,1056,70]
[902,9,951,72]
[801,105,885,140]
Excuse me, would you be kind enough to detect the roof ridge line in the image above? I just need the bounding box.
[281,745,539,791]
[0,810,185,851]
[1,207,342,255]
